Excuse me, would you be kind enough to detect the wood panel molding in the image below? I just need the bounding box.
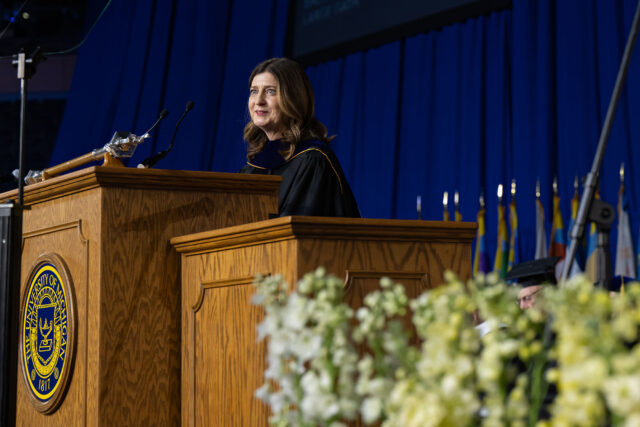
[0,166,281,206]
[344,269,428,294]
[22,220,88,243]
[188,276,257,427]
[192,276,258,312]
[172,216,477,255]
[20,219,89,424]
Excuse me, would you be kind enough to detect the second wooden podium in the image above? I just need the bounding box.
[171,216,476,426]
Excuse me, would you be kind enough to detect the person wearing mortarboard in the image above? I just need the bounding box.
[506,256,561,420]
[506,256,560,310]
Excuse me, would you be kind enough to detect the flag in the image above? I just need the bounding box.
[615,180,636,278]
[494,203,509,278]
[549,193,567,279]
[473,206,491,276]
[566,186,583,276]
[585,221,598,283]
[535,198,548,259]
[585,193,600,283]
[507,198,519,271]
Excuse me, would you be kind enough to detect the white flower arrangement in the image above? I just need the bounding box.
[253,268,640,426]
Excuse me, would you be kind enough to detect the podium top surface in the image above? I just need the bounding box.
[0,166,281,206]
[171,215,478,254]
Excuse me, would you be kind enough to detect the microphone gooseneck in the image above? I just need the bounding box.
[143,108,169,138]
[138,101,195,169]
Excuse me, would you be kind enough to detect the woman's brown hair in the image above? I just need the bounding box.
[244,57,333,160]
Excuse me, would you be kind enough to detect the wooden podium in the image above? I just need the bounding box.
[171,216,476,427]
[0,166,280,426]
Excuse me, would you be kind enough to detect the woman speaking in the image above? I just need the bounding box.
[240,58,360,218]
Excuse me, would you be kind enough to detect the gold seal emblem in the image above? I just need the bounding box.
[19,253,75,414]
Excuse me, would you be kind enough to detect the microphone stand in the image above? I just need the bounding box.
[138,101,193,169]
[13,48,44,205]
[560,0,640,288]
[0,47,43,427]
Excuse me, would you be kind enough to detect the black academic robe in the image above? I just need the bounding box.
[239,139,361,218]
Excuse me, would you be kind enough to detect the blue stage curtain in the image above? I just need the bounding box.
[52,0,640,264]
[307,0,640,263]
[50,0,288,172]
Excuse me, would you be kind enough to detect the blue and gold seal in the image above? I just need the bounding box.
[20,254,75,413]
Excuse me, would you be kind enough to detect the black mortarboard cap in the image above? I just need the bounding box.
[505,256,560,287]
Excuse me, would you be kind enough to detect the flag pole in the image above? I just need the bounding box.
[442,191,449,221]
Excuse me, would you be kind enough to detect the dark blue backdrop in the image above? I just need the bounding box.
[50,0,640,266]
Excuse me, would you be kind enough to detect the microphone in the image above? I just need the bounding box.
[138,101,194,169]
[142,108,169,138]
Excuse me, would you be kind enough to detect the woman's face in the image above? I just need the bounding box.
[249,72,284,140]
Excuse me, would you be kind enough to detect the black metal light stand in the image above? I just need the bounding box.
[561,0,640,288]
[590,198,615,289]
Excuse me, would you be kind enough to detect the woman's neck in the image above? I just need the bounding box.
[264,129,283,141]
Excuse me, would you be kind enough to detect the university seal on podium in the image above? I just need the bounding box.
[19,253,76,413]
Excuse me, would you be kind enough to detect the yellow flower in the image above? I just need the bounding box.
[603,375,640,415]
